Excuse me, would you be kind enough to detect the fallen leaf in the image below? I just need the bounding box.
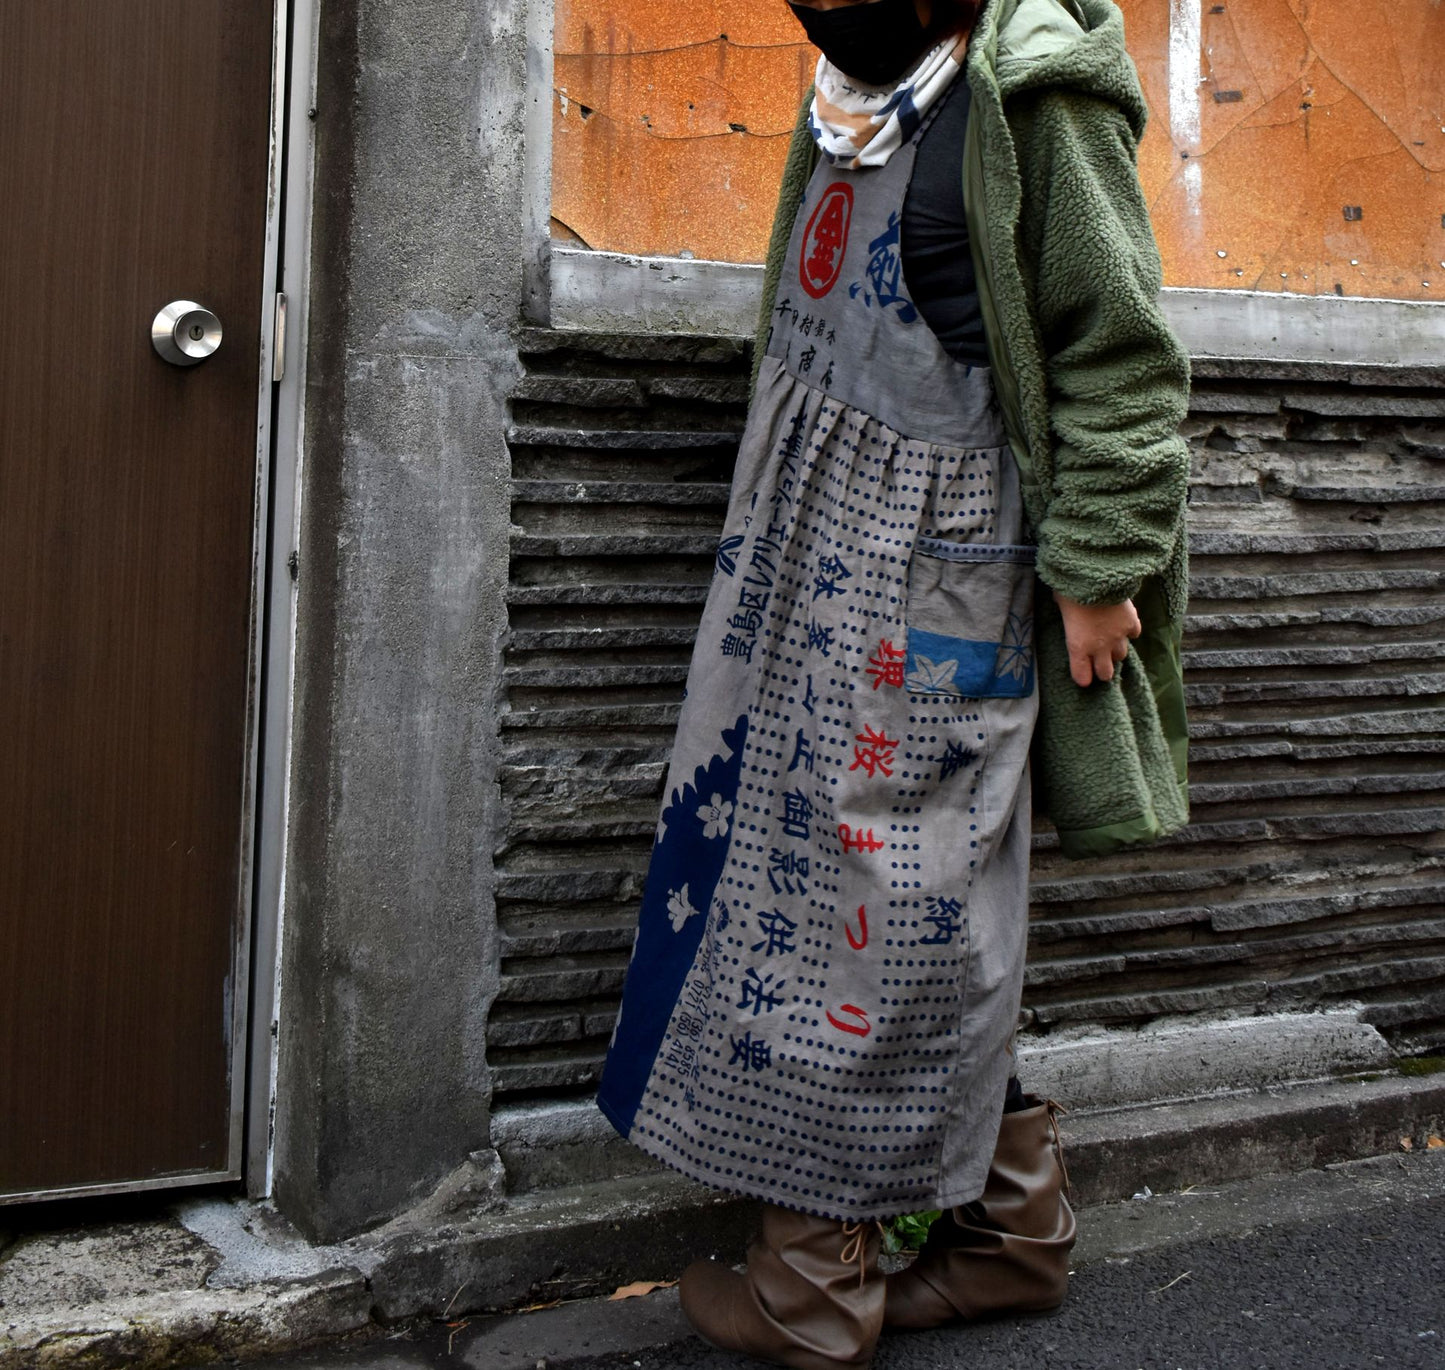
[1401,1136,1415,1151]
[609,1279,677,1302]
[1427,1135,1444,1150]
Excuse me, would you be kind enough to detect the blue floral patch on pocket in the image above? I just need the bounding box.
[904,540,1036,700]
[905,618,1034,698]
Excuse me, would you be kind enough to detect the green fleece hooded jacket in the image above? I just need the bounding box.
[754,0,1191,860]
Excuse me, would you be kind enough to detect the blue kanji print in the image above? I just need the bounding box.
[739,967,787,1016]
[813,552,852,601]
[781,789,814,840]
[720,633,755,662]
[729,1032,773,1071]
[848,211,918,322]
[934,739,978,782]
[919,895,964,945]
[751,908,799,957]
[781,405,809,464]
[767,847,809,895]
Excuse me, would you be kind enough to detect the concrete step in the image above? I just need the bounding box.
[2,1070,1442,1370]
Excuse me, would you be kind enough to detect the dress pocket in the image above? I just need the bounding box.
[903,538,1036,699]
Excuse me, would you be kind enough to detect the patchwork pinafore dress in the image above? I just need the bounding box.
[597,93,1040,1222]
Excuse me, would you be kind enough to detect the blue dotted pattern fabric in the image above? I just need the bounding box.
[597,100,1039,1221]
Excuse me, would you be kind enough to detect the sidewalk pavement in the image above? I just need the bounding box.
[215,1148,1445,1370]
[4,1072,1442,1370]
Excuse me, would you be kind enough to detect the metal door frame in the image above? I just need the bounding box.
[2,0,296,1205]
[244,0,318,1199]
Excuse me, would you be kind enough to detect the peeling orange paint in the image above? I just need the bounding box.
[553,0,1445,301]
[552,4,816,262]
[1130,0,1445,300]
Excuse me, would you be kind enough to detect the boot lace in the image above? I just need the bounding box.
[838,1220,886,1287]
[1043,1098,1074,1202]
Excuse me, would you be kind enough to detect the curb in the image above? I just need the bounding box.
[1058,1070,1445,1206]
[1,1072,1442,1369]
[414,1148,1445,1370]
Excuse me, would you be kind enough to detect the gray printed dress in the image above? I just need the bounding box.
[596,94,1040,1222]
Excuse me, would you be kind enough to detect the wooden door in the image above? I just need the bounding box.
[0,1,277,1199]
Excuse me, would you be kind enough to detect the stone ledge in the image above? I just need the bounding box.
[490,1009,1398,1190]
[3,1069,1443,1370]
[1063,1071,1445,1205]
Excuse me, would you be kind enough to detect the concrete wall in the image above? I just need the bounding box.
[272,0,525,1242]
[495,334,1445,1123]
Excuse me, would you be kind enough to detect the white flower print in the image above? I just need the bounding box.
[667,884,700,933]
[905,654,959,694]
[698,793,733,840]
[994,613,1033,683]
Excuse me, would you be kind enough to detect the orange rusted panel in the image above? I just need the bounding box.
[553,0,1445,301]
[552,0,816,261]
[1121,0,1445,301]
[555,0,803,53]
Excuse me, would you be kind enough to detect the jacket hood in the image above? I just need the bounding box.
[973,0,1149,139]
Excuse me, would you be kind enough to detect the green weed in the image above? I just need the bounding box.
[882,1210,940,1253]
[1397,1055,1445,1077]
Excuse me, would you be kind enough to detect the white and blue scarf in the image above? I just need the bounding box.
[808,31,970,170]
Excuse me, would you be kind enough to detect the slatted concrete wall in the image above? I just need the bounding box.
[494,328,1445,1103]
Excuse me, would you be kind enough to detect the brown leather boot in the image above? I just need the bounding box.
[679,1204,885,1370]
[885,1095,1076,1328]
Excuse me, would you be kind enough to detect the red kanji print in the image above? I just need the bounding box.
[865,638,906,690]
[845,904,868,950]
[838,823,886,854]
[800,183,853,299]
[849,725,899,778]
[827,1004,872,1037]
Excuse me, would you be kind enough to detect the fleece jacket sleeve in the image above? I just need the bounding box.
[1010,87,1191,607]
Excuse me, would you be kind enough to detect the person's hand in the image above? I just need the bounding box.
[1053,593,1141,687]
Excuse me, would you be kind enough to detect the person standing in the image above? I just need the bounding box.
[596,0,1191,1365]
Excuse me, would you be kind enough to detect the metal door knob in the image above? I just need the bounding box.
[151,301,223,366]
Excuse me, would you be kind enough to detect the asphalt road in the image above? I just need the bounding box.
[226,1153,1445,1370]
[646,1197,1445,1370]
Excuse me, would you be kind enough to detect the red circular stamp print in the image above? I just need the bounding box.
[799,182,853,299]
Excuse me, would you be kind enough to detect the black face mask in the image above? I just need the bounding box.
[789,0,933,86]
